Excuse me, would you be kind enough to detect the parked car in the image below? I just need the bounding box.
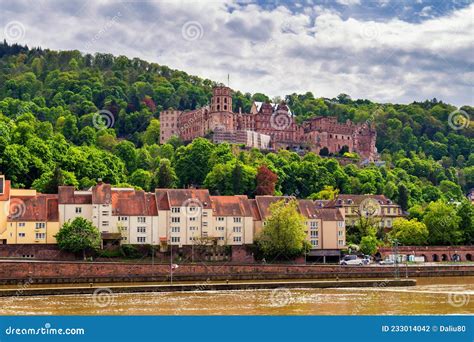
[379,258,395,265]
[362,255,371,265]
[340,255,364,266]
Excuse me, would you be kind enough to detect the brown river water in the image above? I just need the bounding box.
[0,277,472,315]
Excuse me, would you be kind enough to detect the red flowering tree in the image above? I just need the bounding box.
[255,165,278,196]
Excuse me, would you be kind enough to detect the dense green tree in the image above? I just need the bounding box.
[128,169,152,191]
[55,217,101,260]
[389,218,429,245]
[423,201,462,245]
[255,200,310,260]
[155,158,177,188]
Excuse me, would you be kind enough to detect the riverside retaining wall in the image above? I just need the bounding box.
[0,261,472,284]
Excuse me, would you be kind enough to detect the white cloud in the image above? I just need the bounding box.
[0,0,472,106]
[335,0,361,6]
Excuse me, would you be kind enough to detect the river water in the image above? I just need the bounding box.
[0,277,472,315]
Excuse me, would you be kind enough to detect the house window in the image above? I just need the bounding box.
[310,221,318,228]
[102,211,109,216]
[119,216,128,221]
[233,217,241,223]
[338,239,344,246]
[387,220,392,227]
[310,231,318,237]
[337,221,344,228]
[75,207,82,214]
[190,217,196,221]
[122,236,127,241]
[102,221,109,227]
[18,223,25,227]
[189,226,197,231]
[233,227,241,233]
[171,217,180,223]
[171,207,180,213]
[203,211,208,217]
[35,222,45,229]
[311,239,319,247]
[203,222,208,227]
[137,227,146,233]
[202,232,208,237]
[216,226,224,231]
[35,233,46,239]
[233,236,242,242]
[217,217,224,222]
[18,233,25,237]
[218,237,224,241]
[171,227,180,233]
[171,237,180,243]
[338,231,344,236]
[137,217,146,223]
[137,237,146,243]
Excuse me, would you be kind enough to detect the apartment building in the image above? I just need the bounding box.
[325,194,403,229]
[0,176,348,257]
[0,176,59,244]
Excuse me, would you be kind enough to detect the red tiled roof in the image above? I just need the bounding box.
[155,190,170,211]
[249,199,261,221]
[58,186,92,204]
[92,183,111,204]
[210,195,252,217]
[298,199,318,218]
[8,194,59,222]
[326,194,394,207]
[316,208,344,221]
[111,189,157,216]
[255,196,295,220]
[0,179,10,201]
[155,189,212,210]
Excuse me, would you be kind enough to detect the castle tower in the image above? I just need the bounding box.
[209,86,234,131]
[211,86,232,113]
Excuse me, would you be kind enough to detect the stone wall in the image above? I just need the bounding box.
[0,244,76,260]
[378,246,474,262]
[0,260,472,284]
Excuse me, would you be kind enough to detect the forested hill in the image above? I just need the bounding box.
[0,41,473,214]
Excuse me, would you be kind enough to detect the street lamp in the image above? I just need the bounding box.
[389,238,400,279]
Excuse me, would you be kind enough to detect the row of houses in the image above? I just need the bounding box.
[0,175,403,258]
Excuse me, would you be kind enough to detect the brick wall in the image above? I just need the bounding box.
[0,261,472,284]
[0,244,76,260]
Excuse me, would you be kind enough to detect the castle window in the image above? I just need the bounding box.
[224,105,227,110]
[217,97,220,103]
[217,105,220,111]
[224,98,227,103]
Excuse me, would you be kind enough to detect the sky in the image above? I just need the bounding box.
[1,0,473,106]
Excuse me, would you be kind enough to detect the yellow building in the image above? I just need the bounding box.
[0,175,60,245]
[325,194,403,229]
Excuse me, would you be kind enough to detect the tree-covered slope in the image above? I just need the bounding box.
[0,41,472,203]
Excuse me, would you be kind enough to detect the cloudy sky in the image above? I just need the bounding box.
[1,0,473,106]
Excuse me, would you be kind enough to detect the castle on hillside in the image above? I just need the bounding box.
[160,86,377,161]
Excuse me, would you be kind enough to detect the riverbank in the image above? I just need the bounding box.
[0,279,416,297]
[0,260,472,284]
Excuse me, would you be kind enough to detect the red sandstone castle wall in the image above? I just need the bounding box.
[159,87,377,160]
